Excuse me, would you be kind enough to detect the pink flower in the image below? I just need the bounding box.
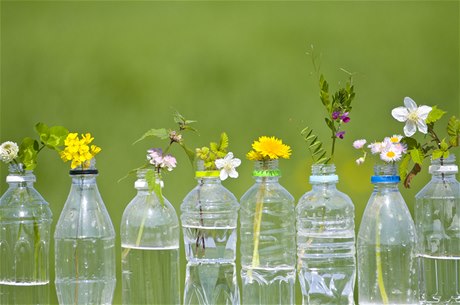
[147,148,163,166]
[162,154,177,171]
[353,139,367,149]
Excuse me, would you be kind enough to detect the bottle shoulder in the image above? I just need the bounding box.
[240,181,294,203]
[297,187,354,210]
[181,183,239,211]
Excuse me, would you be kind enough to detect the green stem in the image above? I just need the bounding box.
[250,180,266,279]
[375,208,389,305]
[122,194,152,259]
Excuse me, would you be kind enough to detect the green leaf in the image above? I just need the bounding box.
[35,122,50,144]
[219,132,229,151]
[209,142,218,153]
[18,138,39,170]
[432,149,444,160]
[439,138,449,151]
[46,126,69,149]
[447,116,460,146]
[145,169,164,206]
[133,128,169,144]
[401,137,419,150]
[409,148,425,165]
[426,106,446,124]
[399,153,411,182]
[180,143,196,165]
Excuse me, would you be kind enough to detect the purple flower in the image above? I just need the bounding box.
[336,131,346,139]
[340,112,351,123]
[332,111,341,120]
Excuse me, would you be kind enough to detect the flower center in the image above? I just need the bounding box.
[386,151,396,158]
[390,137,399,143]
[408,111,419,121]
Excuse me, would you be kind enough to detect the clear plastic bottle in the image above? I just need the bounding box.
[54,161,116,305]
[0,164,52,305]
[415,155,460,304]
[357,163,417,305]
[296,164,355,305]
[181,161,240,305]
[120,169,180,305]
[240,159,296,305]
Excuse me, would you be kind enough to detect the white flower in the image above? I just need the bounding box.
[368,141,386,154]
[215,152,241,181]
[356,157,365,165]
[391,97,432,137]
[380,146,403,162]
[353,139,367,149]
[387,134,403,144]
[0,141,19,163]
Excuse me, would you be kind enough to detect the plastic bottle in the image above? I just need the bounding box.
[415,155,460,304]
[181,162,240,305]
[120,169,180,305]
[54,161,116,305]
[358,163,417,305]
[240,159,296,305]
[0,164,52,305]
[296,164,355,305]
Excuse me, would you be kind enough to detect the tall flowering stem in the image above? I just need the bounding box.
[302,47,356,164]
[247,136,291,273]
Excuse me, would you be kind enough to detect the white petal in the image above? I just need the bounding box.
[228,169,239,178]
[404,97,417,111]
[404,120,416,137]
[230,158,241,167]
[219,170,229,181]
[215,159,225,169]
[416,105,432,120]
[225,152,234,160]
[391,107,409,122]
[416,119,428,134]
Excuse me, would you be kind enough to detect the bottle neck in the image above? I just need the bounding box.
[309,163,338,187]
[6,169,36,188]
[71,174,98,188]
[253,159,281,182]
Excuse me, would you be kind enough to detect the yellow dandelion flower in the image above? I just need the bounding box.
[251,136,291,160]
[246,150,263,161]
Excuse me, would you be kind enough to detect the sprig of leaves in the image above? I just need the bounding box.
[134,111,197,165]
[17,123,68,170]
[301,127,330,164]
[399,106,460,188]
[196,132,229,170]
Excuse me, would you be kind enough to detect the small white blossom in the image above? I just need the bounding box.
[391,97,432,137]
[215,152,241,181]
[356,157,365,165]
[368,141,386,154]
[0,141,19,163]
[380,146,403,162]
[353,139,367,149]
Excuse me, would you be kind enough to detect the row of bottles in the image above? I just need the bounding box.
[0,156,459,305]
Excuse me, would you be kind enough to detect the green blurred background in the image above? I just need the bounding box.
[1,1,459,304]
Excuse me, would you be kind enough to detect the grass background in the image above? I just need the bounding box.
[1,1,459,304]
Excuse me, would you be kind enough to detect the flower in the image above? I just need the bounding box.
[335,131,345,139]
[387,134,403,144]
[162,154,177,171]
[60,133,101,169]
[0,141,19,163]
[356,157,365,165]
[147,148,164,166]
[368,141,386,154]
[353,139,366,149]
[391,97,432,137]
[215,152,241,181]
[380,146,403,162]
[250,136,291,160]
[340,112,351,123]
[332,111,341,120]
[246,150,263,161]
